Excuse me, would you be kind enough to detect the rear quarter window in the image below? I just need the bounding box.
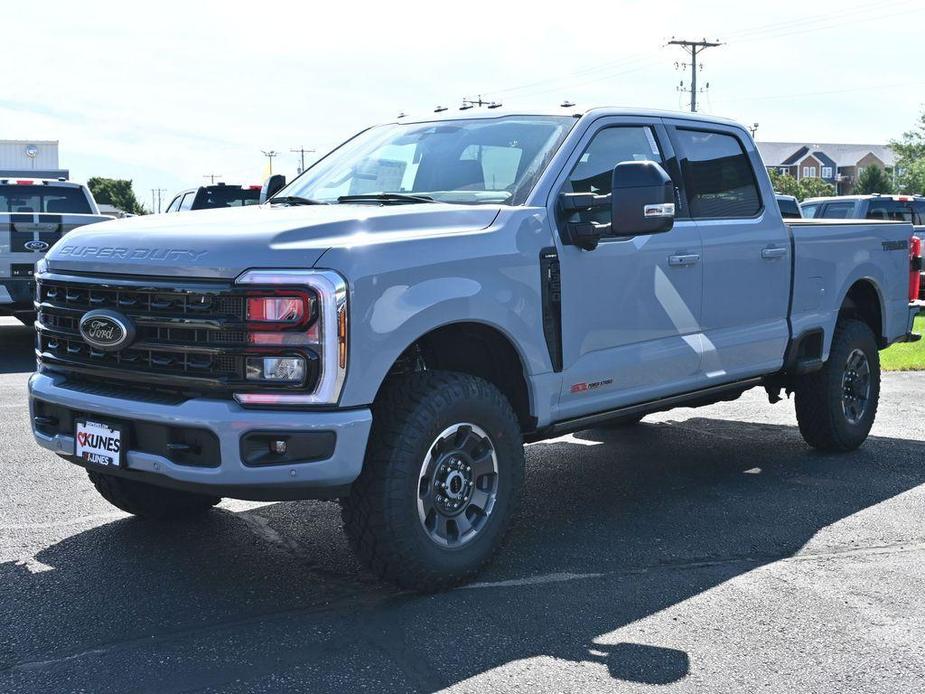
[0,185,92,214]
[675,129,761,219]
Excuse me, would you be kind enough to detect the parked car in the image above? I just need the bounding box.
[801,193,925,223]
[802,194,925,297]
[0,178,111,325]
[29,108,920,590]
[164,183,263,213]
[775,193,802,219]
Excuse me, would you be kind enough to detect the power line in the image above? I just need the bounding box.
[668,38,722,112]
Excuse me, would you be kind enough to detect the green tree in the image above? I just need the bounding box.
[798,177,835,200]
[890,108,925,193]
[855,165,894,195]
[896,158,925,195]
[87,177,147,215]
[769,169,834,201]
[769,170,802,198]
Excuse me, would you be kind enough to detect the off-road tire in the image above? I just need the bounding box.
[341,371,524,591]
[87,471,221,520]
[794,319,880,452]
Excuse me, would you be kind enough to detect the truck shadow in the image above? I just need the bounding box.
[2,417,924,691]
[0,322,35,374]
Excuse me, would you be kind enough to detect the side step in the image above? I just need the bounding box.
[528,377,763,442]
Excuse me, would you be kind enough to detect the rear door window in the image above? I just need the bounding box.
[819,202,855,219]
[866,200,912,222]
[674,129,761,218]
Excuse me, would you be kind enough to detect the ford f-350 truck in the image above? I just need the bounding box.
[29,109,921,589]
[1,178,110,323]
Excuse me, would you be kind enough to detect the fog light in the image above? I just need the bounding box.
[246,356,306,383]
[270,439,287,454]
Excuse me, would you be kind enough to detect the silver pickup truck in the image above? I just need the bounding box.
[28,108,921,589]
[1,178,110,323]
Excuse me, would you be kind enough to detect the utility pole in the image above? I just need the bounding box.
[749,123,759,139]
[203,173,222,184]
[290,146,315,174]
[669,38,722,112]
[261,150,279,175]
[150,188,166,214]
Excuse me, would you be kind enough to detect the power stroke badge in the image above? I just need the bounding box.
[78,309,136,351]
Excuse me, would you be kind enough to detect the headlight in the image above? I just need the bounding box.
[234,269,347,406]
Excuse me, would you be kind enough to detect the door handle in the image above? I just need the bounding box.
[668,254,700,266]
[761,246,787,259]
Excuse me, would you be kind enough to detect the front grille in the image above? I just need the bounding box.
[35,274,316,395]
[39,280,244,317]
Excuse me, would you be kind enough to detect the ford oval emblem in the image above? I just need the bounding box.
[24,240,49,252]
[78,310,136,351]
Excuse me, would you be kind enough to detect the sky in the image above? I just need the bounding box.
[5,0,925,211]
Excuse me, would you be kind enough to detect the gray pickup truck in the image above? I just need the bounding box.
[1,178,110,323]
[29,109,921,589]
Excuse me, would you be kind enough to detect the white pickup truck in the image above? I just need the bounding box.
[0,178,111,324]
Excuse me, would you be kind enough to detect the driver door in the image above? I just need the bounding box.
[551,118,705,420]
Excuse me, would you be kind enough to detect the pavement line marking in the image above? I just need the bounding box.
[458,541,925,591]
[461,572,605,589]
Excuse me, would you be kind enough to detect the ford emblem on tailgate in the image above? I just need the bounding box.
[24,240,49,252]
[79,310,136,351]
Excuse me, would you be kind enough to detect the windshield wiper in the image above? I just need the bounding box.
[269,195,326,206]
[337,193,435,205]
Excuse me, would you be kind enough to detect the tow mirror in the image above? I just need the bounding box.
[260,174,287,204]
[611,161,675,236]
[558,160,675,251]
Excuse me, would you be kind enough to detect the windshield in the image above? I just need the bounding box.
[0,185,91,214]
[280,116,575,205]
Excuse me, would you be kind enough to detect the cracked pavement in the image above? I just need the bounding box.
[1,317,924,692]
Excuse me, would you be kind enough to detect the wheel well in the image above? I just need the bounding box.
[841,280,883,345]
[380,323,533,432]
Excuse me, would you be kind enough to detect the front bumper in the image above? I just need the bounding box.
[0,278,36,315]
[28,371,372,500]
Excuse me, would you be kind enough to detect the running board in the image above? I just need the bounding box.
[529,377,763,442]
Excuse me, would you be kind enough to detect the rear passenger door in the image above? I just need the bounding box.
[668,123,791,380]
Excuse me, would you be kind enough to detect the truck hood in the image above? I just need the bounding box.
[44,203,502,279]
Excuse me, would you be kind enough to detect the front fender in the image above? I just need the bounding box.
[321,209,557,410]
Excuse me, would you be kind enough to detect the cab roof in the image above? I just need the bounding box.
[0,177,82,187]
[383,105,745,130]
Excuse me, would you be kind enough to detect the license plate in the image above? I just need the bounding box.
[75,420,124,468]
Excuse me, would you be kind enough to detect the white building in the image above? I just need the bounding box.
[0,140,68,178]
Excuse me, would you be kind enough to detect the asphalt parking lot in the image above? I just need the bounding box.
[1,316,924,693]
